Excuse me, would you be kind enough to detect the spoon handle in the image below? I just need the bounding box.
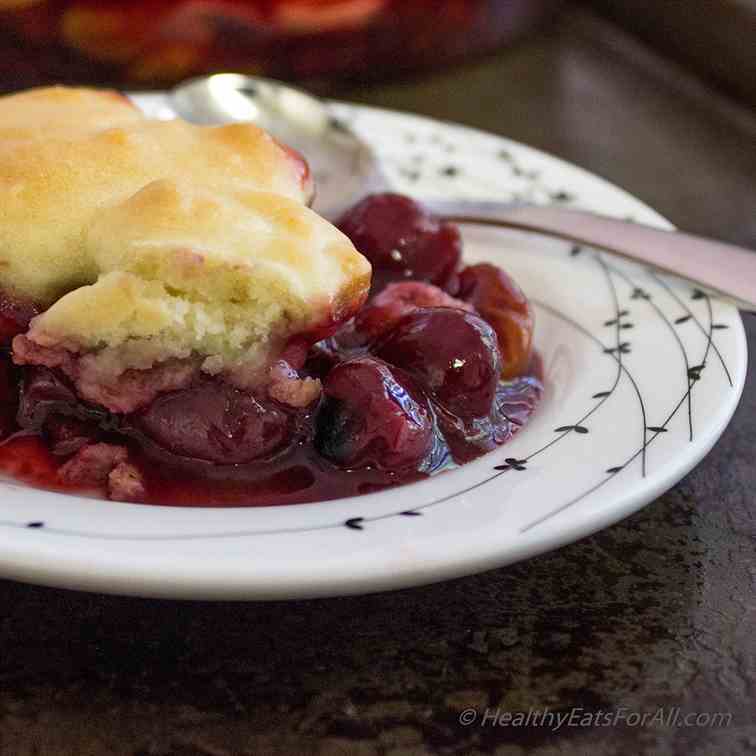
[424,200,756,313]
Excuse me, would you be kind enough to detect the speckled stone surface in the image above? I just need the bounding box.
[1,7,755,755]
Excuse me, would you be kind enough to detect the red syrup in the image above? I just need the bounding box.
[0,352,542,508]
[0,424,423,507]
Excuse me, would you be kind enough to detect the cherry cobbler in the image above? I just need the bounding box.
[0,86,542,506]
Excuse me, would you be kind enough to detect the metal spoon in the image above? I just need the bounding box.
[172,74,756,312]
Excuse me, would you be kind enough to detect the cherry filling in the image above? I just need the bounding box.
[374,308,502,421]
[132,382,306,465]
[337,193,462,295]
[0,193,543,507]
[315,356,445,474]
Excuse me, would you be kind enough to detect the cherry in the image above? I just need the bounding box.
[315,356,435,473]
[337,193,461,294]
[354,281,473,343]
[374,308,502,421]
[457,263,534,379]
[134,382,301,465]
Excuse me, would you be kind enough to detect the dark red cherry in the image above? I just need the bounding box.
[337,193,461,293]
[315,357,434,473]
[374,308,502,420]
[354,281,473,343]
[458,263,534,379]
[134,382,298,465]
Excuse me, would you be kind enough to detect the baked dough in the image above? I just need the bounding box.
[2,87,371,403]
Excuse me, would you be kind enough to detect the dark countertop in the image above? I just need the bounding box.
[1,7,755,756]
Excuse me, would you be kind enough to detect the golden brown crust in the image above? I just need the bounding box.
[0,89,324,304]
[0,86,141,142]
[1,86,371,385]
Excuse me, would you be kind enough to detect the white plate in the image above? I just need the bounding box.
[0,96,746,599]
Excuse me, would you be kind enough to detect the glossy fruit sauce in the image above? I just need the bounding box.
[0,194,542,508]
